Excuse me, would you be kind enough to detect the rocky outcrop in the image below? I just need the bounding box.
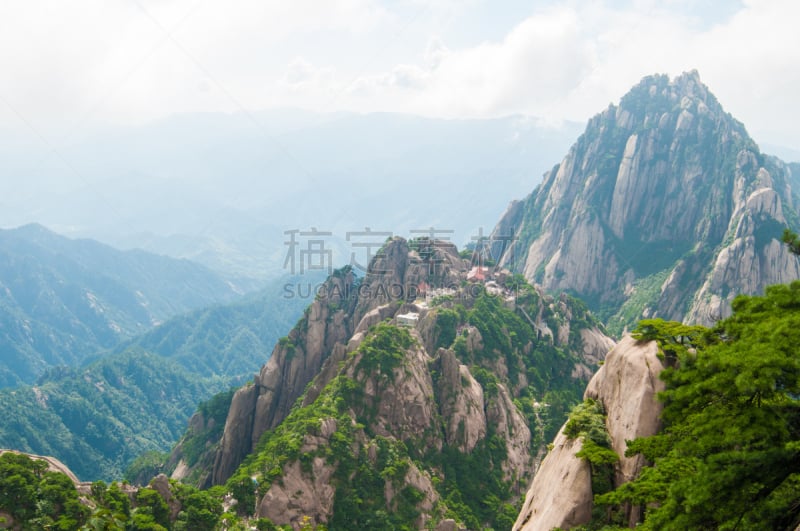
[488,384,532,481]
[151,474,182,521]
[258,458,337,525]
[0,449,80,484]
[354,238,466,323]
[513,336,664,530]
[686,181,800,322]
[436,348,487,453]
[179,237,616,528]
[584,336,664,489]
[206,270,358,485]
[512,430,592,531]
[494,71,800,331]
[200,238,481,487]
[351,334,441,450]
[210,384,259,486]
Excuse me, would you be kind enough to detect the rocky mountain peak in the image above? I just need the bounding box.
[167,235,615,528]
[494,71,800,332]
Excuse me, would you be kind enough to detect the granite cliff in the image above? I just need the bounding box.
[513,336,664,530]
[493,71,800,332]
[167,237,614,528]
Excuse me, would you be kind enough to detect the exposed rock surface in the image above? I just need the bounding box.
[584,336,664,488]
[207,270,358,485]
[151,474,182,521]
[258,458,337,525]
[494,71,800,330]
[513,336,664,530]
[512,430,592,531]
[171,237,615,529]
[435,348,486,453]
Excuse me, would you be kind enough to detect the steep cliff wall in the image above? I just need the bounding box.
[170,237,615,528]
[513,336,663,531]
[494,71,800,332]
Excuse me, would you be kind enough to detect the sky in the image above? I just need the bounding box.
[0,0,798,155]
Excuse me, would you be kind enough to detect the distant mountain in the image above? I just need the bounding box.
[0,350,227,482]
[113,276,320,380]
[493,71,800,333]
[0,111,583,279]
[0,223,257,387]
[0,278,309,481]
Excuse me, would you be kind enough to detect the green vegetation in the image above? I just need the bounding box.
[433,308,459,350]
[782,228,800,255]
[0,223,255,388]
[217,273,604,529]
[605,269,670,337]
[0,236,611,528]
[174,389,237,472]
[589,283,800,529]
[466,288,592,441]
[0,452,89,529]
[0,351,233,481]
[125,451,171,486]
[355,322,415,377]
[0,453,227,530]
[564,399,620,527]
[0,279,306,482]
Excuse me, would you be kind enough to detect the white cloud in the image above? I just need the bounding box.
[1,0,799,148]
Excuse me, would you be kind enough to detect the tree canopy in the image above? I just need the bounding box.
[593,282,800,530]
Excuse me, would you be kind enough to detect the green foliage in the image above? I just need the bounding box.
[171,481,223,531]
[564,399,611,446]
[503,273,529,292]
[783,228,800,255]
[216,272,604,530]
[91,479,131,518]
[0,351,233,481]
[432,433,514,530]
[468,292,529,360]
[595,282,800,529]
[0,273,306,481]
[0,223,254,388]
[434,308,459,350]
[177,388,236,469]
[563,400,620,527]
[355,322,415,377]
[124,451,170,486]
[134,488,170,529]
[631,318,709,365]
[0,452,89,529]
[605,270,670,337]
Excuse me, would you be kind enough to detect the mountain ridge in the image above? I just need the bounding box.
[493,71,800,332]
[166,237,615,529]
[0,223,257,386]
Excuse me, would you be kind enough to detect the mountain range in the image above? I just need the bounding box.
[2,70,800,529]
[0,111,583,280]
[0,223,262,387]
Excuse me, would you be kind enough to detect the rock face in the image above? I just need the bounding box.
[172,237,615,529]
[584,336,664,489]
[512,430,592,531]
[204,269,358,486]
[513,336,664,531]
[494,71,800,331]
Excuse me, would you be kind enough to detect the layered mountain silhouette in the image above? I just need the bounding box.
[0,224,256,386]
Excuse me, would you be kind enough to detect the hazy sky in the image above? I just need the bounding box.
[1,0,798,148]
